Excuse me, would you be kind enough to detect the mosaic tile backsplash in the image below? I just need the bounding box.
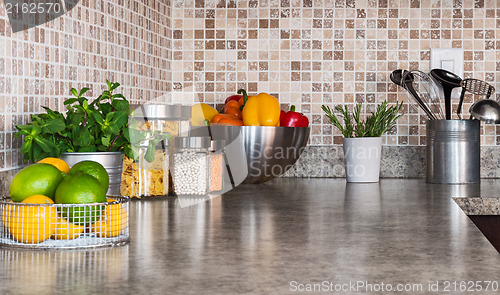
[0,0,172,170]
[2,0,500,172]
[171,0,500,147]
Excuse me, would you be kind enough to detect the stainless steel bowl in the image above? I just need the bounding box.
[209,126,310,184]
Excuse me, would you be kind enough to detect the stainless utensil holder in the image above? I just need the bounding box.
[426,120,480,184]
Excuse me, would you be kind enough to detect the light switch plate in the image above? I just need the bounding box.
[430,48,464,99]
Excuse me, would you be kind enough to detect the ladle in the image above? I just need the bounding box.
[390,69,436,120]
[430,69,462,120]
[469,99,500,124]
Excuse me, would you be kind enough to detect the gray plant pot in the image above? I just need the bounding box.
[59,152,124,196]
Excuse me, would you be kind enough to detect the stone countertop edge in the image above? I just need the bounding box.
[453,197,500,215]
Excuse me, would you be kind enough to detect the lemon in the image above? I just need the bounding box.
[68,160,109,192]
[90,198,127,238]
[37,157,70,173]
[55,172,106,225]
[9,163,65,202]
[2,195,57,244]
[52,214,86,240]
[191,103,219,126]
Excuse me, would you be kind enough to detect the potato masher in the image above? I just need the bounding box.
[457,78,495,119]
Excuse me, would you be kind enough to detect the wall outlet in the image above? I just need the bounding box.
[430,48,464,99]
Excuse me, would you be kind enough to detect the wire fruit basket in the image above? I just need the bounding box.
[0,196,130,249]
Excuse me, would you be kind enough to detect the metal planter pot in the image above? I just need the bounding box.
[59,152,124,196]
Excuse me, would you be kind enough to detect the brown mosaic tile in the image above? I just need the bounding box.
[4,1,500,170]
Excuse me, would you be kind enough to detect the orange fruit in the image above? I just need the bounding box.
[37,157,70,173]
[90,198,127,238]
[55,172,107,225]
[9,163,65,202]
[1,195,57,244]
[51,214,85,240]
[68,160,109,192]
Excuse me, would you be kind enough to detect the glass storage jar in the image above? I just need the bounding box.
[131,104,181,137]
[179,105,192,137]
[209,140,226,193]
[121,141,169,197]
[173,136,211,196]
[121,104,180,198]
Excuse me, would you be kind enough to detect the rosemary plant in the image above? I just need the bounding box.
[321,100,404,138]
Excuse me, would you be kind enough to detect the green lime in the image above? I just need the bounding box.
[55,172,107,225]
[68,160,109,192]
[9,163,65,202]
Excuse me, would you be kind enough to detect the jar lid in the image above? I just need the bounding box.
[209,139,226,152]
[174,136,211,149]
[131,104,181,120]
[180,105,192,120]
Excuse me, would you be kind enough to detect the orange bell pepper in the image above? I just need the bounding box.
[241,92,281,126]
[218,118,244,126]
[210,114,239,124]
[224,100,240,112]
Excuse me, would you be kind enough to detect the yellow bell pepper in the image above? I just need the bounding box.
[242,93,281,126]
[191,103,219,126]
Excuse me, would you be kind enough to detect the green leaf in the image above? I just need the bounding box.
[41,118,66,134]
[112,99,129,112]
[41,107,63,119]
[102,134,112,146]
[77,146,97,152]
[105,112,114,122]
[108,81,120,91]
[34,136,58,153]
[92,111,104,124]
[128,128,147,145]
[14,124,34,135]
[70,88,79,97]
[111,112,128,127]
[99,102,112,114]
[64,98,78,106]
[30,114,44,125]
[112,93,126,99]
[79,87,90,97]
[20,136,33,154]
[144,145,155,163]
[79,128,93,147]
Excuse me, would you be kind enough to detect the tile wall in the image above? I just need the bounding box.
[1,0,500,173]
[171,0,500,146]
[0,0,172,171]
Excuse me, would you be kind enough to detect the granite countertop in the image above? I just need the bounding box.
[1,178,500,295]
[453,196,500,215]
